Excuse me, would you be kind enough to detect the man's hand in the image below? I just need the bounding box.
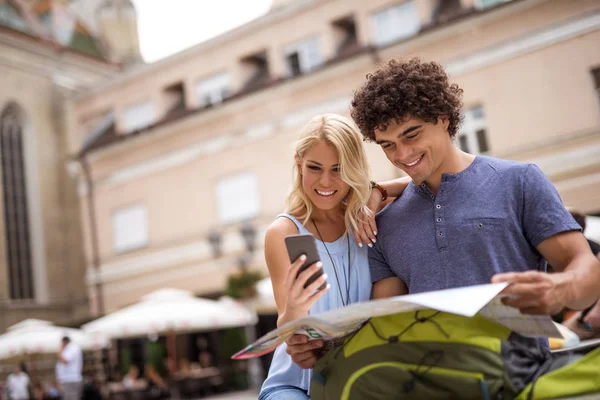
[563,310,600,340]
[285,334,325,369]
[583,299,600,329]
[491,270,574,315]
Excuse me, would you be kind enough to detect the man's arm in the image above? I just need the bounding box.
[492,164,600,314]
[57,348,67,364]
[372,277,408,299]
[57,345,73,365]
[495,232,600,315]
[538,231,600,309]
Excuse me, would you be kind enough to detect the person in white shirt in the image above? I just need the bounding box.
[6,364,30,400]
[56,336,83,400]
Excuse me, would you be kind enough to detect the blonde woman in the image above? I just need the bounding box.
[259,114,410,400]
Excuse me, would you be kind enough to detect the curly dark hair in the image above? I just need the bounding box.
[351,58,463,141]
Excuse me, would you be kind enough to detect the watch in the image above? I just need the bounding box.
[371,180,387,201]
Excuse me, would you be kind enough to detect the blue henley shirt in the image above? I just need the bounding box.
[370,156,581,292]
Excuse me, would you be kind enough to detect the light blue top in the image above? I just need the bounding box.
[260,213,372,394]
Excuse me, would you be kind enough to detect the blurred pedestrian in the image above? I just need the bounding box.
[56,336,83,400]
[81,373,102,400]
[122,365,146,390]
[6,364,30,400]
[44,381,61,399]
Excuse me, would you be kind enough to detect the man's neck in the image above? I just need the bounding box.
[425,149,476,193]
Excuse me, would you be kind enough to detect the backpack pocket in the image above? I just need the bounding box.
[341,361,491,400]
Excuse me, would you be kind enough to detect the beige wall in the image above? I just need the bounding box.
[0,32,118,331]
[72,0,600,314]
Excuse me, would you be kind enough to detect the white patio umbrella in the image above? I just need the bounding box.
[0,319,109,360]
[253,277,277,314]
[82,288,258,339]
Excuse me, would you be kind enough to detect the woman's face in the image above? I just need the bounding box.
[299,140,351,212]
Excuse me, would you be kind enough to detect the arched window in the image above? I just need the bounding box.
[0,105,34,300]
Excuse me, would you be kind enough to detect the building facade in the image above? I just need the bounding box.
[0,0,140,332]
[70,0,600,316]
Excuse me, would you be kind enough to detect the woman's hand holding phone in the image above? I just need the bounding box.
[280,254,329,369]
[280,254,330,324]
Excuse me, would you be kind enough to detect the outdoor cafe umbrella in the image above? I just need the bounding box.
[0,319,109,360]
[81,288,258,339]
[246,277,277,315]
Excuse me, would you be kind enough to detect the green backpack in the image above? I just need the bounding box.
[310,310,600,400]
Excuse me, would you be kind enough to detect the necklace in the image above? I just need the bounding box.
[311,218,351,307]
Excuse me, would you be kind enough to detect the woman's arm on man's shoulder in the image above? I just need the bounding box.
[354,176,412,246]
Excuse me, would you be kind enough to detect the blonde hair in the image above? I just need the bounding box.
[286,114,372,233]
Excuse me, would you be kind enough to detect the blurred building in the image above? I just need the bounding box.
[68,0,600,316]
[0,0,142,331]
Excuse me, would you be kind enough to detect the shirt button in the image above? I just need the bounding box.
[438,232,443,237]
[436,218,442,223]
[430,194,434,199]
[436,204,441,209]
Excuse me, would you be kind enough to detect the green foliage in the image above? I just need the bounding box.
[225,269,262,299]
[218,327,250,390]
[144,342,165,376]
[218,327,248,360]
[119,348,132,377]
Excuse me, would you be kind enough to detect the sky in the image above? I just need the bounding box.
[131,0,273,63]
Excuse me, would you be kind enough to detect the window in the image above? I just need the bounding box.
[216,173,260,224]
[163,82,186,112]
[592,67,600,105]
[0,104,34,300]
[240,52,270,91]
[457,106,490,154]
[122,101,155,133]
[332,16,358,56]
[371,1,420,47]
[113,204,148,253]
[196,72,232,108]
[284,37,322,77]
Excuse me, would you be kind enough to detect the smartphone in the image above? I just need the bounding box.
[285,234,327,290]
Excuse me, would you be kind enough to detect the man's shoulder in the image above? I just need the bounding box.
[65,342,82,355]
[477,155,532,175]
[374,188,421,228]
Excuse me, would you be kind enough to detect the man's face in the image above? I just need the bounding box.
[374,117,451,185]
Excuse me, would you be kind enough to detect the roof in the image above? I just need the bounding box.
[0,0,108,60]
[77,0,523,158]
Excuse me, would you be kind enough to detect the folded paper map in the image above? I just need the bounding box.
[232,283,563,360]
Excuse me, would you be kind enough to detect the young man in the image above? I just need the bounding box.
[350,58,600,313]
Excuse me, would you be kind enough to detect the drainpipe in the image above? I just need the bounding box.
[78,156,105,316]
